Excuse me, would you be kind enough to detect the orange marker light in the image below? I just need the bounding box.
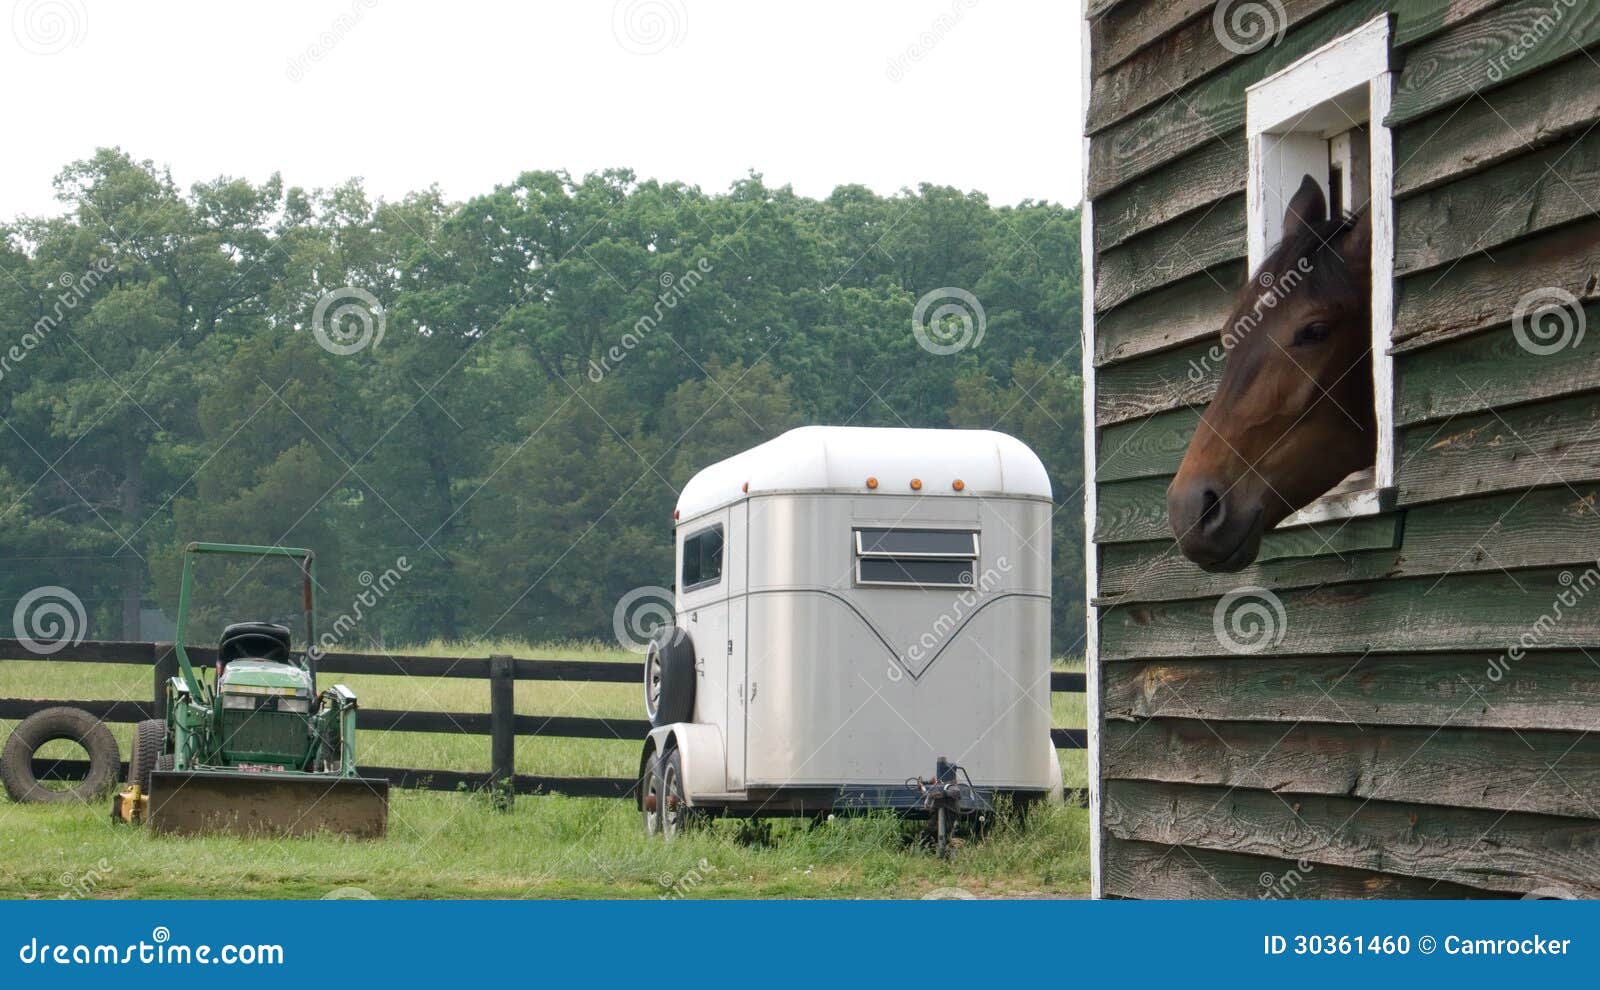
[673,509,680,520]
[866,476,879,490]
[952,479,965,492]
[742,481,749,493]
[910,478,923,491]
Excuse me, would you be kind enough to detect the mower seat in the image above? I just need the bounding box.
[218,622,293,667]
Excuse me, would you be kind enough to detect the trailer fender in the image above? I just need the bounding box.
[1044,741,1064,804]
[648,723,725,804]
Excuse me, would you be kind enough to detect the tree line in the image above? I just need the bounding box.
[0,149,1085,654]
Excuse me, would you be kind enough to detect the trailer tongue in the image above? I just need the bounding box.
[111,542,388,838]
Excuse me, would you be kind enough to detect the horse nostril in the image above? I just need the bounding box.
[1199,488,1226,534]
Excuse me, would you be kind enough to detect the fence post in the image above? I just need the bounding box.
[152,644,178,720]
[489,654,515,810]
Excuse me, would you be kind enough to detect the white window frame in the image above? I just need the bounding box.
[1245,15,1396,528]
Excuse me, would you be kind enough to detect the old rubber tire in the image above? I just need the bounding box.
[650,629,696,728]
[0,706,121,804]
[127,719,166,794]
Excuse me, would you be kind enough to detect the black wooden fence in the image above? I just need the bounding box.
[1,638,1089,806]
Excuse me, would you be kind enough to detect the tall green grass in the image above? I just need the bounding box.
[0,643,1090,898]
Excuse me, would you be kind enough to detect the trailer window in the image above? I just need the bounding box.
[680,525,724,591]
[854,527,978,589]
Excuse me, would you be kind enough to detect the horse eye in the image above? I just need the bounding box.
[1294,322,1331,346]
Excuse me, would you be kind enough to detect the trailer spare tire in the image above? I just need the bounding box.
[0,706,121,804]
[647,628,696,727]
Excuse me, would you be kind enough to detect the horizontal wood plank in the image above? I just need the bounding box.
[1102,836,1507,899]
[1097,339,1220,426]
[1102,650,1600,732]
[1395,123,1600,274]
[1393,217,1600,348]
[1391,2,1600,125]
[1088,0,1211,78]
[1095,477,1174,544]
[1101,565,1600,659]
[1088,0,1347,134]
[1103,717,1600,819]
[1094,195,1247,313]
[1098,512,1404,602]
[1393,49,1600,196]
[1092,137,1247,251]
[1102,484,1600,602]
[1399,390,1600,504]
[1098,407,1201,483]
[1094,263,1242,367]
[1105,779,1600,895]
[1088,0,1404,197]
[1395,302,1600,424]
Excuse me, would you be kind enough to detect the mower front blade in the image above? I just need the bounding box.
[147,770,388,838]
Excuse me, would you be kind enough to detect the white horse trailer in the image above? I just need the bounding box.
[639,426,1061,844]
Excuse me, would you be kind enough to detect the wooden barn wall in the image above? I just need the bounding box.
[1085,0,1600,899]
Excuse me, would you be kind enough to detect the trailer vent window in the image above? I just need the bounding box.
[854,528,979,588]
[680,524,724,591]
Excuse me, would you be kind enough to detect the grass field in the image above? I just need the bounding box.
[0,642,1090,899]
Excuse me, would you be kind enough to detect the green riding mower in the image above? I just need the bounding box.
[111,542,388,837]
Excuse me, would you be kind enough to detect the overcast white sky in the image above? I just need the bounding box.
[1,0,1081,219]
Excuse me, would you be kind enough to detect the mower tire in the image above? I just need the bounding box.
[127,719,166,795]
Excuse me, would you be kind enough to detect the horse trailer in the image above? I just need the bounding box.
[639,426,1062,843]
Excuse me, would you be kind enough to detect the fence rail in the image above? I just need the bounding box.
[1,638,1089,807]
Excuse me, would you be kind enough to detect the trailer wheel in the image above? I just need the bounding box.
[660,747,704,839]
[642,750,663,837]
[0,707,121,804]
[127,719,166,794]
[648,629,696,728]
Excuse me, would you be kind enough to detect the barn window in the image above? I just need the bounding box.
[1246,15,1396,526]
[680,524,724,591]
[854,527,979,588]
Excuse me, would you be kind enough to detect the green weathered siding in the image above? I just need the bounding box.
[1086,0,1600,898]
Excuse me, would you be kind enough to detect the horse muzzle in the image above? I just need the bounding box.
[1166,475,1265,572]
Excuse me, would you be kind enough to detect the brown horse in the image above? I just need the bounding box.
[1166,175,1375,572]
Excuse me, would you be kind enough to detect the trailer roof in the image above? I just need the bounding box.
[676,426,1051,522]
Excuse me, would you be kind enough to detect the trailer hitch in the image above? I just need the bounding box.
[908,757,973,859]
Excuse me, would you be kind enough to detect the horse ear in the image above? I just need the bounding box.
[1340,209,1373,275]
[1281,175,1326,241]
